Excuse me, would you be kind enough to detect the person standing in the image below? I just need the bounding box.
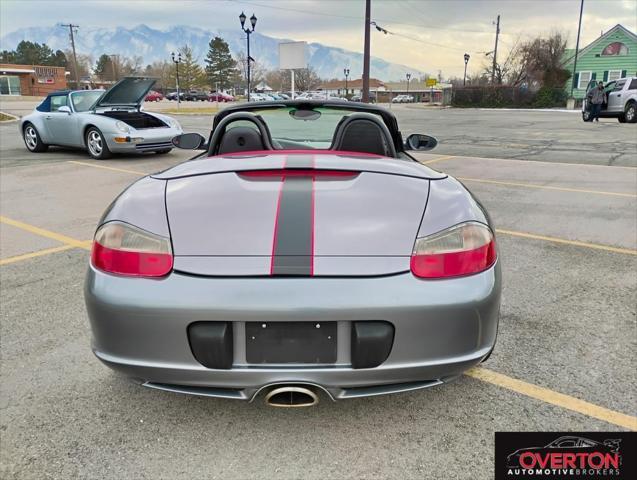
[588,81,606,122]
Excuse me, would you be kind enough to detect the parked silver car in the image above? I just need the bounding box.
[392,94,414,103]
[582,77,637,123]
[20,77,182,159]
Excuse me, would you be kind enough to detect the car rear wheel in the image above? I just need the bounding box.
[86,127,112,160]
[582,110,592,122]
[23,124,48,152]
[624,102,636,123]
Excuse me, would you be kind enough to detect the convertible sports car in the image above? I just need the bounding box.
[20,77,182,159]
[85,100,501,407]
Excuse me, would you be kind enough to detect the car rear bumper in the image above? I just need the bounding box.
[84,261,501,400]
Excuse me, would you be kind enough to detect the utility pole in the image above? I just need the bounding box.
[362,0,371,103]
[491,15,500,84]
[570,0,584,97]
[61,23,80,88]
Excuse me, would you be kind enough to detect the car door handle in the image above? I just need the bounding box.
[45,115,52,120]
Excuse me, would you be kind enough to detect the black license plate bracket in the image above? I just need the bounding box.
[245,321,337,364]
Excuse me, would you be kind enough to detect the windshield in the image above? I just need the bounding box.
[70,91,103,112]
[253,106,384,149]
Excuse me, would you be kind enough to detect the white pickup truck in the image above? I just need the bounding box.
[582,77,637,123]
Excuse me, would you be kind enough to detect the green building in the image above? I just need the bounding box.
[563,24,637,99]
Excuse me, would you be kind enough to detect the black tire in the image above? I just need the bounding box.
[624,102,637,123]
[85,127,112,159]
[23,123,48,152]
[154,149,172,155]
[618,115,627,123]
[582,110,592,122]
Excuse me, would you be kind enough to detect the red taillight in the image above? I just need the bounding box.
[91,222,173,277]
[410,222,496,279]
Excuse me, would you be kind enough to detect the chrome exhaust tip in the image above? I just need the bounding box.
[264,385,319,408]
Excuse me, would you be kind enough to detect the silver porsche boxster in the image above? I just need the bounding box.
[20,77,182,159]
[84,101,501,407]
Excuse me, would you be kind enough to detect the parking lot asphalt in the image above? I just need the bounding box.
[1,108,636,480]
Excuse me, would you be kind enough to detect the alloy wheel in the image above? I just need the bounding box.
[24,126,38,150]
[87,130,103,156]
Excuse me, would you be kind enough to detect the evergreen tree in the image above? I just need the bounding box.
[94,54,112,79]
[204,37,239,91]
[1,41,67,66]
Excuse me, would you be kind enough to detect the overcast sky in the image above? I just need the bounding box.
[1,0,636,77]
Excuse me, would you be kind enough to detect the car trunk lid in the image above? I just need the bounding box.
[165,153,432,276]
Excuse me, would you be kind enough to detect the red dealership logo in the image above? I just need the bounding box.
[495,433,635,480]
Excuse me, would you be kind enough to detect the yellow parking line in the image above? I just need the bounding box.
[0,244,77,266]
[68,160,146,176]
[438,153,637,170]
[467,368,637,430]
[421,155,456,165]
[496,228,637,255]
[0,216,91,250]
[458,177,637,198]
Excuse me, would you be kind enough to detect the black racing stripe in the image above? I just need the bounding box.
[271,176,313,275]
[285,154,314,169]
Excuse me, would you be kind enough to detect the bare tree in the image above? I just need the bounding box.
[482,38,525,86]
[236,51,265,90]
[65,50,92,80]
[292,66,321,91]
[144,60,172,91]
[516,31,571,88]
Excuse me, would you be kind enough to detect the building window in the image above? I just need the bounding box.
[608,70,623,81]
[601,42,628,56]
[0,75,21,95]
[578,71,592,89]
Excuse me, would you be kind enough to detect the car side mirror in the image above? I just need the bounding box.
[172,133,207,150]
[405,133,438,151]
[58,106,72,114]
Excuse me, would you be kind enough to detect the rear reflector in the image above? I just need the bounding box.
[91,221,173,277]
[410,222,496,278]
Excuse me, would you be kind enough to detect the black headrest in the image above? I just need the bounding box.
[331,113,396,157]
[218,126,266,154]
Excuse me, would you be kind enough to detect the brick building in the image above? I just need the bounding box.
[0,63,68,96]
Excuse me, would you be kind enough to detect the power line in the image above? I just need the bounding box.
[227,0,513,35]
[370,21,479,54]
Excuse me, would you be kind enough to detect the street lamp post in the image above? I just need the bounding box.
[239,11,257,101]
[463,53,470,86]
[171,52,182,105]
[344,68,350,99]
[406,73,411,100]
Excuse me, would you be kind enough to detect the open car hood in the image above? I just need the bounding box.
[92,77,156,109]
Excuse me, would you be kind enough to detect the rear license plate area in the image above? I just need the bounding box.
[245,322,337,364]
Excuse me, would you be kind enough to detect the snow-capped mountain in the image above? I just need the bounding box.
[0,24,423,81]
